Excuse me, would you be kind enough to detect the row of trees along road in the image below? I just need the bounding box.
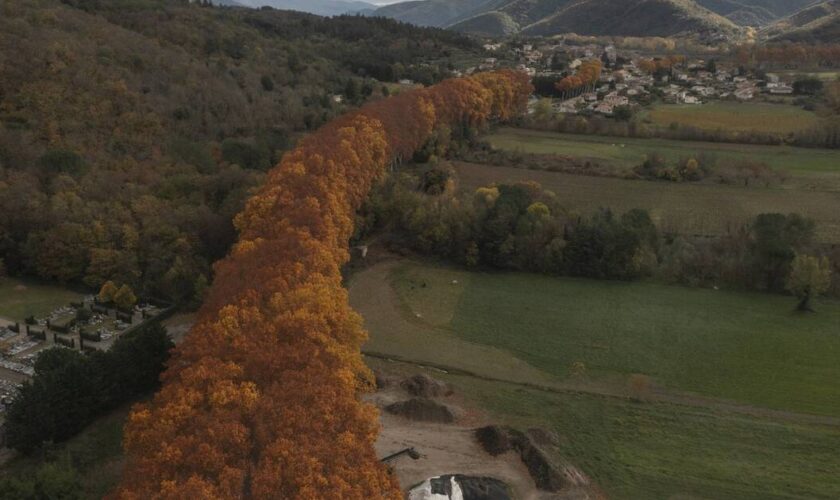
[112,71,532,498]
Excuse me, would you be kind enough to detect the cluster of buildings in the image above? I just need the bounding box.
[497,39,799,116]
[659,68,791,104]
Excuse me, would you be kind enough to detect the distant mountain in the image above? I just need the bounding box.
[765,0,840,41]
[518,0,740,38]
[238,0,378,16]
[373,0,503,27]
[696,0,820,26]
[375,0,741,38]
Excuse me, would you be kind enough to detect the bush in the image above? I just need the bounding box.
[0,460,83,500]
[628,374,652,400]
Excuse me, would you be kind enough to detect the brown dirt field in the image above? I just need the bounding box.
[451,161,840,243]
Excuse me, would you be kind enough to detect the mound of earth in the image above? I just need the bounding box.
[386,398,456,423]
[373,369,396,390]
[409,474,511,500]
[401,374,453,398]
[474,426,576,492]
[474,426,512,457]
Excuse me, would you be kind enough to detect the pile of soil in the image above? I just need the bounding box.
[373,369,395,390]
[401,374,453,398]
[386,398,455,423]
[474,426,566,492]
[474,426,512,456]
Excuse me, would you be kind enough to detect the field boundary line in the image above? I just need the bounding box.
[362,351,840,428]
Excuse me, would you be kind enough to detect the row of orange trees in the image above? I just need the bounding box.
[112,70,531,499]
[554,60,603,100]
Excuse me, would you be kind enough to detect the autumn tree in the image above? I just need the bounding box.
[113,284,137,311]
[98,281,118,304]
[786,254,832,312]
[554,60,602,99]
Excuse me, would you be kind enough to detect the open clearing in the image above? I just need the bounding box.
[0,278,84,320]
[644,102,823,135]
[350,259,840,499]
[453,160,840,242]
[386,261,840,417]
[485,127,840,174]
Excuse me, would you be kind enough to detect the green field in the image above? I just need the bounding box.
[0,277,84,320]
[453,161,840,242]
[389,262,840,417]
[351,261,840,499]
[441,372,840,500]
[485,127,840,174]
[644,102,823,135]
[775,70,840,81]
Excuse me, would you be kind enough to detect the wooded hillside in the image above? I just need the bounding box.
[0,0,481,304]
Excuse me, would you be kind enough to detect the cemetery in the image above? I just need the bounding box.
[0,283,174,417]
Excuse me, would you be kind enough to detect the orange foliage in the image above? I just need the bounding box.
[112,70,532,499]
[554,60,602,95]
[637,55,685,74]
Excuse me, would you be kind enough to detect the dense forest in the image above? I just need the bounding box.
[0,0,484,304]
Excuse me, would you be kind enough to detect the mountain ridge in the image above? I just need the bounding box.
[375,0,743,38]
[764,0,840,42]
[236,0,378,16]
[374,0,823,35]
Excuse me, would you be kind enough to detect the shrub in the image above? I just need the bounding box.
[628,374,652,400]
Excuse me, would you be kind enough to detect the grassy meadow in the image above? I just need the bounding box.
[0,277,84,320]
[446,372,840,500]
[466,126,840,242]
[453,161,840,242]
[643,102,823,134]
[389,262,840,417]
[484,127,840,174]
[352,261,840,499]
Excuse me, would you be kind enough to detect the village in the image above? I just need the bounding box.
[473,40,796,117]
